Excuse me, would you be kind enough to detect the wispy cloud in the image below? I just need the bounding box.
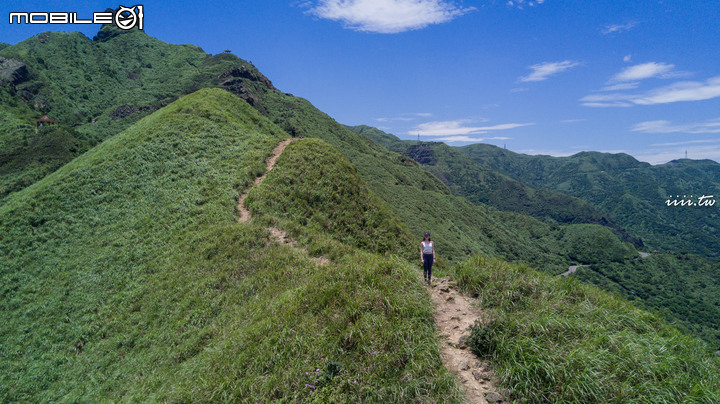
[634,76,720,104]
[376,112,433,122]
[432,135,512,143]
[602,22,637,35]
[308,0,474,33]
[650,139,720,147]
[517,149,576,157]
[631,118,720,134]
[506,0,546,10]
[601,82,640,91]
[631,144,720,164]
[432,136,485,143]
[582,75,720,107]
[610,62,675,82]
[410,119,534,136]
[519,61,580,82]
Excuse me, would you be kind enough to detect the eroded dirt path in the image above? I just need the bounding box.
[429,277,506,403]
[236,138,328,266]
[237,138,295,223]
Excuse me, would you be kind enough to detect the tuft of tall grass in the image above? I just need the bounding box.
[453,255,720,403]
[0,88,461,402]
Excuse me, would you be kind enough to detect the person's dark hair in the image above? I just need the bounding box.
[423,232,431,241]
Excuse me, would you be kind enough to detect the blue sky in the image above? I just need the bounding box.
[3,0,720,164]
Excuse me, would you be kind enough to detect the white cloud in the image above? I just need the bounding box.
[634,76,720,104]
[582,75,720,107]
[510,87,529,93]
[602,22,637,35]
[518,149,576,157]
[601,82,639,91]
[432,135,512,144]
[376,112,433,122]
[631,144,720,164]
[309,0,474,33]
[631,118,720,134]
[507,0,546,10]
[432,135,486,143]
[610,62,675,82]
[623,54,632,62]
[519,61,580,82]
[651,139,720,147]
[410,119,534,136]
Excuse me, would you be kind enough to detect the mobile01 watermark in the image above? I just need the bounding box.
[9,5,144,30]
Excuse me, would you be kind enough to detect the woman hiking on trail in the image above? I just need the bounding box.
[421,232,436,284]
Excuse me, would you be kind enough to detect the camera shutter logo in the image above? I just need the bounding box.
[115,5,143,30]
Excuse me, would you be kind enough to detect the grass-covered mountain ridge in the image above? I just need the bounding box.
[1,28,719,401]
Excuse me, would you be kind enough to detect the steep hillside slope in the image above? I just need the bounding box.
[454,255,720,403]
[3,27,614,272]
[459,144,720,259]
[346,126,720,349]
[0,25,272,201]
[0,89,460,402]
[348,125,635,243]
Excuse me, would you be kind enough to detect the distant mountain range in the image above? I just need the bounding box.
[1,24,718,401]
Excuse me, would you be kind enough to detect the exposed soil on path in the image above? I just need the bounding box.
[235,138,328,266]
[237,138,295,223]
[429,277,506,403]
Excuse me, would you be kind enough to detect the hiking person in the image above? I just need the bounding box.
[421,232,436,284]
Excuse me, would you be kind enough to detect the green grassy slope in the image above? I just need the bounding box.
[459,143,720,259]
[3,27,613,272]
[248,85,607,271]
[575,252,720,348]
[453,255,720,403]
[0,25,271,201]
[348,125,635,243]
[0,88,460,402]
[346,126,720,349]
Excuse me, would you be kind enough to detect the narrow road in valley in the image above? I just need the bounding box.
[559,264,589,277]
[560,252,650,277]
[429,277,506,403]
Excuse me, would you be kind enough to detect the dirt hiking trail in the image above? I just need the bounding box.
[237,138,295,223]
[238,139,505,399]
[429,277,507,403]
[236,138,328,266]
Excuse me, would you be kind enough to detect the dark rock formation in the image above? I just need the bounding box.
[110,104,153,120]
[218,65,275,90]
[404,145,436,165]
[0,57,29,86]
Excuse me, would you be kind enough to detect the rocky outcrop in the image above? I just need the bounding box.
[219,65,275,90]
[110,104,153,120]
[404,144,437,165]
[0,57,29,86]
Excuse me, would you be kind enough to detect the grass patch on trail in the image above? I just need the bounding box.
[451,255,720,403]
[246,138,416,259]
[0,88,460,402]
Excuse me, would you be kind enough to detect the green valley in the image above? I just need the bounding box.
[1,26,719,402]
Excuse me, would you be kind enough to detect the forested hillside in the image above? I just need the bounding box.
[2,25,719,402]
[460,143,720,259]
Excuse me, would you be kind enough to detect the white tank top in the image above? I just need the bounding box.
[422,241,433,254]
